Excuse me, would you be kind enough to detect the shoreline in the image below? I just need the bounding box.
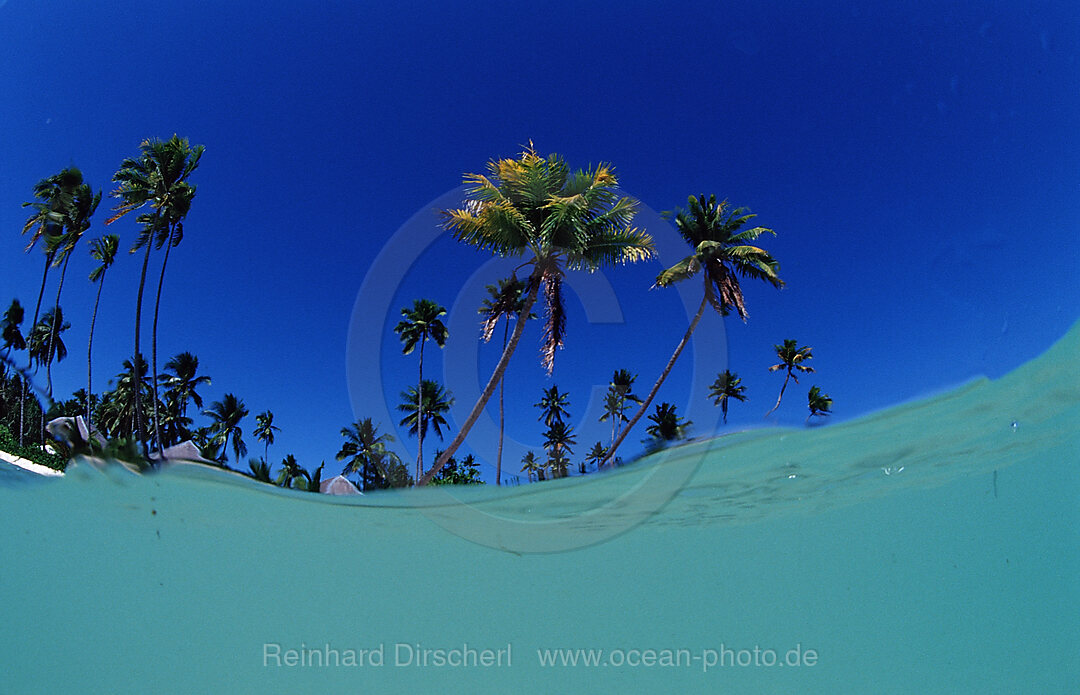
[0,450,64,477]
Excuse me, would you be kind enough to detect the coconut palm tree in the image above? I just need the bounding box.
[28,307,70,393]
[520,450,542,482]
[604,195,783,466]
[44,181,100,399]
[765,339,815,417]
[336,418,402,491]
[275,454,305,489]
[161,352,211,420]
[644,402,692,445]
[248,458,273,483]
[397,379,453,480]
[1,300,26,377]
[598,369,641,446]
[204,393,248,466]
[584,441,607,472]
[86,234,119,421]
[478,277,533,485]
[97,355,151,439]
[422,144,655,485]
[543,420,576,478]
[806,386,833,423]
[393,299,449,481]
[20,168,83,445]
[108,135,204,452]
[253,410,280,463]
[535,384,571,427]
[708,369,747,424]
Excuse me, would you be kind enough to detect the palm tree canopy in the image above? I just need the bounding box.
[478,276,534,342]
[28,307,70,366]
[807,386,833,417]
[2,299,26,352]
[443,144,655,372]
[535,384,571,426]
[336,418,402,486]
[394,299,448,355]
[162,352,211,412]
[22,168,84,254]
[397,380,454,439]
[709,370,748,405]
[254,410,280,448]
[89,234,120,282]
[204,393,249,462]
[655,194,783,321]
[645,402,693,441]
[769,339,815,378]
[108,135,204,240]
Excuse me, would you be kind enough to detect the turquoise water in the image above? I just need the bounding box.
[2,324,1077,694]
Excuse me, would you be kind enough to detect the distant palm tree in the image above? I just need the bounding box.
[478,277,533,485]
[765,339,815,417]
[806,386,833,423]
[108,135,204,452]
[535,384,571,427]
[86,234,119,421]
[20,168,83,445]
[295,462,325,493]
[708,369,747,424]
[204,393,249,466]
[97,355,151,439]
[584,441,607,472]
[1,300,26,377]
[543,420,576,478]
[520,450,542,482]
[28,307,70,392]
[253,410,281,463]
[275,454,304,488]
[397,379,454,480]
[394,298,449,481]
[337,418,403,490]
[599,369,641,446]
[605,195,782,466]
[645,402,692,445]
[161,352,211,420]
[248,458,273,483]
[424,144,655,485]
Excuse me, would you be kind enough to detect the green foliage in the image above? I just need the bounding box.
[0,422,66,471]
[429,452,484,486]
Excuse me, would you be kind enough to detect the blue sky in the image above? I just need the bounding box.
[1,1,1077,482]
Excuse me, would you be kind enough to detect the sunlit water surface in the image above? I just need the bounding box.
[2,324,1077,694]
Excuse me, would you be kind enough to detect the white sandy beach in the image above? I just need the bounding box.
[0,450,63,477]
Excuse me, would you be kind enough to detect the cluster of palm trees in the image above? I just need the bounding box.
[2,140,836,491]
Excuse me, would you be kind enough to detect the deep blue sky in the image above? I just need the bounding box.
[2,1,1077,482]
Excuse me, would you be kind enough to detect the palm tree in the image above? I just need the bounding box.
[28,307,70,394]
[86,234,119,421]
[644,402,693,445]
[108,135,204,452]
[765,339,815,417]
[397,379,454,480]
[248,458,273,483]
[604,195,782,466]
[535,384,571,427]
[253,410,281,463]
[598,369,641,446]
[161,352,211,420]
[543,420,576,478]
[337,418,403,491]
[584,441,607,472]
[393,299,449,481]
[806,386,833,423]
[20,168,82,445]
[275,454,304,489]
[44,180,100,399]
[96,355,151,439]
[708,369,747,424]
[478,277,533,485]
[204,393,248,466]
[421,144,655,485]
[520,450,542,482]
[1,300,26,377]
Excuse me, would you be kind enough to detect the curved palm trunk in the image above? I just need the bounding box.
[765,372,791,418]
[44,252,73,399]
[86,272,107,422]
[722,399,729,424]
[496,318,509,485]
[418,273,541,486]
[132,242,153,455]
[415,339,425,482]
[602,293,709,468]
[150,230,176,454]
[20,253,53,446]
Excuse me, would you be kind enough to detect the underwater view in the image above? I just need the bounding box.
[1,1,1077,693]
